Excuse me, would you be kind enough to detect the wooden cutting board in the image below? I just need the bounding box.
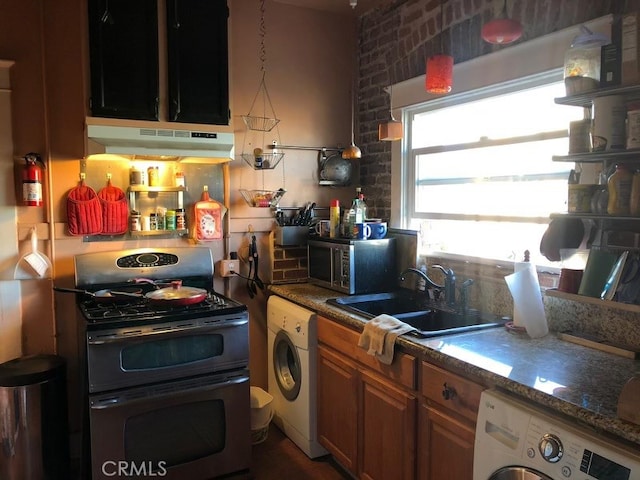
[618,376,640,425]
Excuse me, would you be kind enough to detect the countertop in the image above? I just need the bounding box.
[269,283,640,448]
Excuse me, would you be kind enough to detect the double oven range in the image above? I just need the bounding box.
[74,247,250,480]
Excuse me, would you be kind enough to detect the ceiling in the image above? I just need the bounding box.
[273,0,390,15]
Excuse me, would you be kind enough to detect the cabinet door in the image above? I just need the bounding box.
[166,0,230,125]
[417,403,475,480]
[88,0,159,120]
[317,345,358,474]
[360,369,417,480]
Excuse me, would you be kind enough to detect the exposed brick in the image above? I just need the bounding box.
[274,259,302,270]
[283,247,307,258]
[357,0,630,222]
[272,271,284,281]
[284,269,309,280]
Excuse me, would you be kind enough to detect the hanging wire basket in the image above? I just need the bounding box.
[240,152,285,170]
[242,115,280,133]
[239,188,286,208]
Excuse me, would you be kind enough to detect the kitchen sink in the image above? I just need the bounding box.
[326,290,507,338]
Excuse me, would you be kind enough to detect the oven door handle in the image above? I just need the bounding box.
[87,317,248,345]
[90,374,250,410]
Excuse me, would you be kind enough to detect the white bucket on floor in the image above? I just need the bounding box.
[250,386,274,444]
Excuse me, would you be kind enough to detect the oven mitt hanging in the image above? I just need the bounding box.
[67,183,103,236]
[98,183,129,235]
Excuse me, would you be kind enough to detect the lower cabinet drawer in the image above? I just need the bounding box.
[420,361,483,422]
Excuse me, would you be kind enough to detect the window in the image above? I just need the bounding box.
[394,16,611,268]
[404,75,584,266]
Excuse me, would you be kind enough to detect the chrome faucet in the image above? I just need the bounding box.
[398,267,444,292]
[431,265,456,307]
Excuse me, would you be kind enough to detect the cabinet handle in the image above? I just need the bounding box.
[442,382,456,400]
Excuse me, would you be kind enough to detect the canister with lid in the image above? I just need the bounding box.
[563,26,609,94]
[148,166,160,186]
[166,210,177,230]
[608,164,633,215]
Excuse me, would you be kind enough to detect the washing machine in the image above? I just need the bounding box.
[474,389,640,480]
[267,295,328,459]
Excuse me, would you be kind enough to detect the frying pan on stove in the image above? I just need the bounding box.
[53,286,143,304]
[144,281,208,306]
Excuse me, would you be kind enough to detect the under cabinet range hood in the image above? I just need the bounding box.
[86,124,235,163]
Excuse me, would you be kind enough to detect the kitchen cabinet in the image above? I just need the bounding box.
[87,0,229,125]
[88,0,159,120]
[317,316,417,480]
[417,361,483,480]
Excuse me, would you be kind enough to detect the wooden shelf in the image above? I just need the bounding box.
[546,288,640,314]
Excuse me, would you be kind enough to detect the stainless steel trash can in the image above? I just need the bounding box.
[0,354,70,479]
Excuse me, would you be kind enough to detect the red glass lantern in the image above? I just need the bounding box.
[481,18,523,45]
[425,54,453,94]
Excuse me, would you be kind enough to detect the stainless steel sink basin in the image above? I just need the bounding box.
[326,290,507,338]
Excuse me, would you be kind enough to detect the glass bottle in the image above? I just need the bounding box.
[607,164,633,215]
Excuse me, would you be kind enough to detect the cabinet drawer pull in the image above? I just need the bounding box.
[442,382,456,400]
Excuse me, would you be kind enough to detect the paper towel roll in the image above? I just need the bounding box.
[505,264,548,338]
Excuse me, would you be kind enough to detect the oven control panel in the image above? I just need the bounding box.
[116,252,179,268]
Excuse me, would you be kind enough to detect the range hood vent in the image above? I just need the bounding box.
[86,124,234,163]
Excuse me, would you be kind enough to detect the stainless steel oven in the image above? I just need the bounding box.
[86,314,248,393]
[73,247,250,480]
[89,371,250,480]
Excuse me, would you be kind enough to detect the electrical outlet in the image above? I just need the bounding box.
[218,260,238,278]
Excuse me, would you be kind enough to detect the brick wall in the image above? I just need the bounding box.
[271,234,308,284]
[357,0,640,220]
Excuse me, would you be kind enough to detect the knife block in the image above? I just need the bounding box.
[617,375,640,425]
[275,226,309,246]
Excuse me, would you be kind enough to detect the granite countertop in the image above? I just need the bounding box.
[269,283,640,448]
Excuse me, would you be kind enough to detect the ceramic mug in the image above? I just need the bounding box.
[355,223,371,240]
[314,220,330,237]
[367,221,387,239]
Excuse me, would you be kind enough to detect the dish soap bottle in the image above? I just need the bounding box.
[356,187,368,221]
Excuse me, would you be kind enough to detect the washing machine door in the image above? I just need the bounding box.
[487,467,554,480]
[273,330,301,401]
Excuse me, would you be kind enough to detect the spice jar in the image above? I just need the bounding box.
[148,166,160,186]
[130,210,141,232]
[175,171,185,187]
[176,208,186,230]
[149,213,158,230]
[166,209,177,230]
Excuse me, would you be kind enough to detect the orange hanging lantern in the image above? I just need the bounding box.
[425,0,453,94]
[425,54,453,94]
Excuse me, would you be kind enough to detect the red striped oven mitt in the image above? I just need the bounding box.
[66,183,103,235]
[97,183,129,235]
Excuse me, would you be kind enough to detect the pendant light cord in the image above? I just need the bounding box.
[439,0,444,54]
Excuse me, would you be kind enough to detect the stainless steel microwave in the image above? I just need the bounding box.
[307,237,396,294]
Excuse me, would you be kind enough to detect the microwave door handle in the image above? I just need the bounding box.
[90,374,250,410]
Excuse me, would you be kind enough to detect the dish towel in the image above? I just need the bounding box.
[357,314,416,365]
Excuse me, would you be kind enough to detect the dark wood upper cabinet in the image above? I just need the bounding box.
[166,0,230,125]
[88,0,229,125]
[88,0,159,120]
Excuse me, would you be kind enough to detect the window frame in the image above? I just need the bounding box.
[389,15,612,266]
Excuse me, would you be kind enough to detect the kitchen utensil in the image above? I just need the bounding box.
[618,375,640,425]
[539,218,585,262]
[144,281,208,306]
[252,235,265,291]
[16,227,52,278]
[53,286,143,304]
[601,250,628,300]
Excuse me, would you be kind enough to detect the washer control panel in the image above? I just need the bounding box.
[474,390,640,480]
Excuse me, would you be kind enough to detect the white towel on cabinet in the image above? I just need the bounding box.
[357,314,416,365]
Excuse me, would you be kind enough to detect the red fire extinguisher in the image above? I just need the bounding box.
[22,152,46,207]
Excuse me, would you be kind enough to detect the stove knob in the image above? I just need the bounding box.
[539,433,563,463]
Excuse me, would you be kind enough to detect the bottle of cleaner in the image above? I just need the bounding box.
[356,187,368,221]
